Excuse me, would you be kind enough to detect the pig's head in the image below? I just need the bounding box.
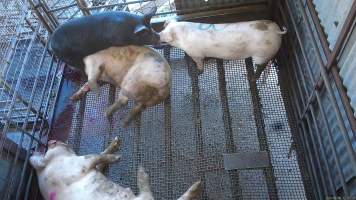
[30,140,75,171]
[133,7,160,45]
[159,19,179,45]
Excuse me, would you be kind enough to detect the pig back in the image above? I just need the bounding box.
[50,12,141,68]
[180,21,283,60]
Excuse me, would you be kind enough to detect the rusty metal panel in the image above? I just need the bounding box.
[339,26,356,118]
[174,0,267,14]
[312,0,354,49]
[223,151,270,170]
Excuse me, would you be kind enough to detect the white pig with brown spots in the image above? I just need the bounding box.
[159,20,287,80]
[70,45,171,127]
[30,137,202,200]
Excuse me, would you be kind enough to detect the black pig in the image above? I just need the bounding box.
[49,8,159,72]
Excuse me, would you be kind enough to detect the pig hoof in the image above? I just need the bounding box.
[197,69,204,75]
[190,181,203,196]
[122,121,129,128]
[105,110,113,118]
[111,137,122,149]
[70,94,81,101]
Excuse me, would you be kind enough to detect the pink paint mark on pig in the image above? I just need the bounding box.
[49,192,56,200]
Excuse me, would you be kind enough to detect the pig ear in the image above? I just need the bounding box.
[134,25,149,34]
[143,7,157,25]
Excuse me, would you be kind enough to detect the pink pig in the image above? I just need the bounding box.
[30,137,202,200]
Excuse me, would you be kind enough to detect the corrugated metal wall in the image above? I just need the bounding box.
[312,0,356,117]
[339,26,356,118]
[277,0,356,198]
[313,0,354,49]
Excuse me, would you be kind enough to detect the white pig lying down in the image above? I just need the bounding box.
[159,20,287,80]
[70,45,171,127]
[30,137,202,200]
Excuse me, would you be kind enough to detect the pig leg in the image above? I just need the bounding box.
[191,57,204,75]
[177,181,203,200]
[101,136,122,155]
[86,63,104,92]
[70,82,91,101]
[122,102,145,128]
[70,64,104,101]
[134,167,153,200]
[252,62,268,81]
[105,93,129,118]
[86,154,121,170]
[97,136,122,172]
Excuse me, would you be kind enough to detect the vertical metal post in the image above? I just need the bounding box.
[245,57,279,200]
[163,46,173,198]
[102,84,116,174]
[277,50,315,199]
[299,122,322,199]
[72,96,87,153]
[309,105,346,195]
[134,113,142,168]
[76,0,91,15]
[304,113,330,196]
[285,0,356,173]
[185,54,207,199]
[216,59,242,199]
[0,28,38,154]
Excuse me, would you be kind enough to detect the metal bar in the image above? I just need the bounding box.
[0,137,27,160]
[326,1,356,70]
[281,15,350,193]
[185,54,207,199]
[90,0,153,10]
[163,46,173,198]
[302,0,356,134]
[309,105,346,196]
[68,9,81,20]
[1,28,39,200]
[330,66,356,133]
[76,0,91,16]
[285,0,356,173]
[245,57,279,200]
[15,53,57,200]
[28,0,53,33]
[50,2,77,12]
[314,91,350,195]
[24,61,66,198]
[277,48,315,199]
[0,77,47,122]
[304,113,330,196]
[72,96,87,153]
[299,122,323,199]
[281,9,349,196]
[40,0,60,27]
[280,5,349,193]
[134,113,142,166]
[304,0,331,57]
[0,29,38,152]
[102,84,116,174]
[216,59,241,199]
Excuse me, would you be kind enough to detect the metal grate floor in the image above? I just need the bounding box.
[61,47,307,199]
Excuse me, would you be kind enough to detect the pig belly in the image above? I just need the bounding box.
[55,172,135,200]
[202,46,250,60]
